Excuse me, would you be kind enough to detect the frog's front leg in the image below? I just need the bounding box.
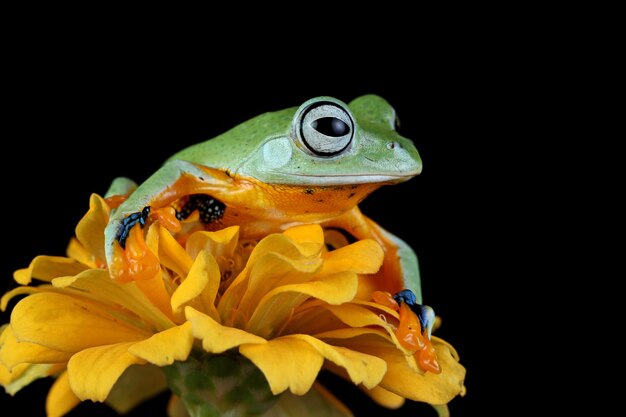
[328,206,422,304]
[103,160,232,277]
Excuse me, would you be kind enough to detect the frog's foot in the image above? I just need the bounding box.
[110,206,181,282]
[116,207,151,249]
[394,289,436,339]
[372,289,441,374]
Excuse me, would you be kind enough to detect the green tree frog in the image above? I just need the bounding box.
[103,95,426,307]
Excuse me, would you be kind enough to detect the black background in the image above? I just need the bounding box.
[0,42,526,416]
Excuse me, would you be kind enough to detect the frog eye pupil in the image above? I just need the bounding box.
[311,117,350,137]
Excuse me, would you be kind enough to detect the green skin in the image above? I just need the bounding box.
[103,95,425,302]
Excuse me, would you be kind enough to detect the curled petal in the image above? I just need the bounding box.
[247,272,358,338]
[75,194,110,264]
[320,239,384,276]
[52,269,174,330]
[1,362,65,395]
[289,334,386,389]
[67,342,145,402]
[128,323,194,366]
[362,385,405,409]
[11,293,149,352]
[185,307,266,354]
[0,326,71,369]
[170,251,220,319]
[239,336,323,395]
[105,364,167,414]
[185,226,240,260]
[46,371,80,417]
[13,256,88,285]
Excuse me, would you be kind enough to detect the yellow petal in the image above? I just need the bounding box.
[282,224,325,257]
[330,334,466,404]
[159,225,193,277]
[1,286,45,312]
[75,194,110,264]
[239,336,323,395]
[11,293,149,352]
[238,251,322,320]
[185,307,266,354]
[289,334,386,389]
[0,326,71,369]
[362,386,405,409]
[46,371,80,417]
[52,269,175,331]
[323,304,411,356]
[170,251,220,319]
[67,342,146,401]
[1,362,65,395]
[105,364,167,414]
[66,238,95,268]
[321,239,384,275]
[13,256,88,285]
[128,322,193,366]
[219,231,319,321]
[247,272,358,338]
[186,226,240,260]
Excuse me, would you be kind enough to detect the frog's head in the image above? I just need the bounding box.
[183,95,422,186]
[237,95,422,186]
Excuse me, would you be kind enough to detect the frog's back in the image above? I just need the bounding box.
[168,107,296,173]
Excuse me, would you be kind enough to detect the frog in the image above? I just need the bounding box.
[103,95,427,311]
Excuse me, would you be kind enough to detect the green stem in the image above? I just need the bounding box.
[164,353,278,417]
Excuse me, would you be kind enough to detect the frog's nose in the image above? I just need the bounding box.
[387,137,422,176]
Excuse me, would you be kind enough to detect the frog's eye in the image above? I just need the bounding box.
[297,102,354,156]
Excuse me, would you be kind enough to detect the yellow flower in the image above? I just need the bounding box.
[0,194,465,417]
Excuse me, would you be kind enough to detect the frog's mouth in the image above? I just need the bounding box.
[281,172,420,185]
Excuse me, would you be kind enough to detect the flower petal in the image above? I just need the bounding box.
[11,293,149,352]
[66,238,93,267]
[75,194,110,264]
[238,251,322,321]
[361,386,405,409]
[282,224,325,257]
[327,333,466,404]
[52,269,175,330]
[46,371,80,417]
[263,383,353,417]
[0,326,71,369]
[67,342,146,401]
[323,304,412,357]
[13,256,88,285]
[185,307,266,354]
[186,226,240,260]
[171,251,220,319]
[128,322,194,366]
[321,239,384,275]
[159,225,193,277]
[1,286,45,312]
[1,362,65,395]
[289,334,386,389]
[247,272,358,338]
[239,336,323,395]
[219,233,315,317]
[105,364,167,414]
